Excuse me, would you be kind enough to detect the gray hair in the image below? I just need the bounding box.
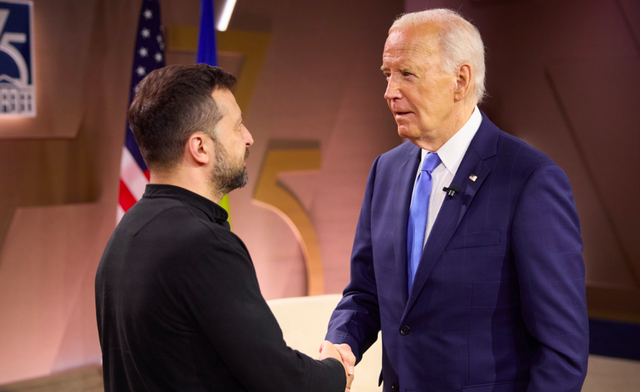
[390,9,486,103]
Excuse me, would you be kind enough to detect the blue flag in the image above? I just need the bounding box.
[197,0,218,66]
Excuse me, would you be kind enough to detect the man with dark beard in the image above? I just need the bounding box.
[95,64,350,392]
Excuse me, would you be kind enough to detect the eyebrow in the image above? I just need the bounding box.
[235,114,244,129]
[381,63,420,74]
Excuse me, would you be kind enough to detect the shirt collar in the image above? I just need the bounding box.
[421,106,482,176]
[143,184,230,226]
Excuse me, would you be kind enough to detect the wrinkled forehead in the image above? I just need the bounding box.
[381,29,440,71]
[383,25,442,66]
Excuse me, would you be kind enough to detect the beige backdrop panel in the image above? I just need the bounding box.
[228,0,402,298]
[0,0,142,384]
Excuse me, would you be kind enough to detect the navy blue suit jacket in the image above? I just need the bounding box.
[326,114,589,392]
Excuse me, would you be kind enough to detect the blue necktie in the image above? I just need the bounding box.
[407,152,441,290]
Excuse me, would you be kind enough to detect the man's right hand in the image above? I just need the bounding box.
[333,343,355,376]
[319,340,354,391]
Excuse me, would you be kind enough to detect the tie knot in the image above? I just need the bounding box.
[422,152,441,173]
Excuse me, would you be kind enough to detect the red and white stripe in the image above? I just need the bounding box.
[117,146,150,223]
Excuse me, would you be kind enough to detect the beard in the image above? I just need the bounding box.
[210,140,249,197]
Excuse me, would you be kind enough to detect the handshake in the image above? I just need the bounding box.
[319,341,356,392]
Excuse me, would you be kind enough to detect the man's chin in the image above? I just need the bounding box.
[397,126,416,140]
[212,168,248,197]
[238,170,248,189]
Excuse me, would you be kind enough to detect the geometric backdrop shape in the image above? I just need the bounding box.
[547,60,640,289]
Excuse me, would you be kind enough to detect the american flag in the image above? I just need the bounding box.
[117,0,165,222]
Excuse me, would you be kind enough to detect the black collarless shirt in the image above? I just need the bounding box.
[95,184,345,391]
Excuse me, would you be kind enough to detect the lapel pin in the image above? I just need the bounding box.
[469,174,478,182]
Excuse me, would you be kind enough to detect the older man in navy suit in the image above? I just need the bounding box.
[326,9,589,392]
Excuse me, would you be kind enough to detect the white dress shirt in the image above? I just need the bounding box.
[411,106,483,247]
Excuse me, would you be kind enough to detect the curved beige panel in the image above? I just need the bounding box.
[253,147,323,296]
[166,26,271,112]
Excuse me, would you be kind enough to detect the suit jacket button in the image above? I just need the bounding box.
[399,325,410,335]
[391,381,399,390]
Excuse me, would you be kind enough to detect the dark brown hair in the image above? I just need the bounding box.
[128,64,237,172]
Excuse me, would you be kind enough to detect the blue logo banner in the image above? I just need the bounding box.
[0,0,35,116]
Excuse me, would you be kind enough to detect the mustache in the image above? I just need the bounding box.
[244,149,250,160]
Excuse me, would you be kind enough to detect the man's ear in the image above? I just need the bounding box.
[186,132,211,165]
[454,64,473,102]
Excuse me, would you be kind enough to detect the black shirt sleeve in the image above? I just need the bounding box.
[180,230,346,392]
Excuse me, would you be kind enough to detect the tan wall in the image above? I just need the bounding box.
[0,0,139,383]
[0,0,402,384]
[228,0,403,298]
[406,0,640,320]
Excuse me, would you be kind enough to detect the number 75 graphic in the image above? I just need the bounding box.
[0,8,28,87]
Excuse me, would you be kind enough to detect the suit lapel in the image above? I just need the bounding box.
[393,144,421,305]
[454,154,492,227]
[402,113,499,318]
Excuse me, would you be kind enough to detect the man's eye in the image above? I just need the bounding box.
[403,72,413,77]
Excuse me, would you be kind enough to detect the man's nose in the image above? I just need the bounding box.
[243,127,254,146]
[384,76,402,100]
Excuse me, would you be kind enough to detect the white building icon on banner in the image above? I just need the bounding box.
[0,1,35,117]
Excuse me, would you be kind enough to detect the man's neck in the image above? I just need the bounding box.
[150,170,223,204]
[413,103,476,152]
